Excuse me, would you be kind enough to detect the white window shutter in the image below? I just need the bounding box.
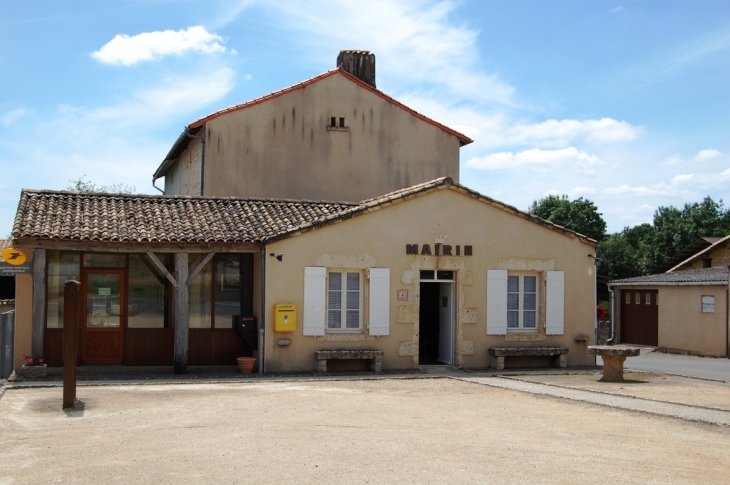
[486,270,508,335]
[368,268,390,336]
[545,271,565,335]
[303,267,326,336]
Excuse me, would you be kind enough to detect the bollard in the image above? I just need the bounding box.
[63,280,81,409]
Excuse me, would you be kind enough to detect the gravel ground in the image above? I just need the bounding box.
[1,377,729,484]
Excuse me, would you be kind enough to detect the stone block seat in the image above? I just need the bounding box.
[488,346,569,370]
[315,350,384,373]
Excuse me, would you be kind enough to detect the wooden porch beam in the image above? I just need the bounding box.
[186,252,215,285]
[145,252,179,288]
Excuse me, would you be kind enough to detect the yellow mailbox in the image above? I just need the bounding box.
[274,303,297,332]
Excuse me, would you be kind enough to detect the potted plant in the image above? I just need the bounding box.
[18,354,47,379]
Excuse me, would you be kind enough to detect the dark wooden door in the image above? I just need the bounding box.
[620,289,658,346]
[82,270,125,364]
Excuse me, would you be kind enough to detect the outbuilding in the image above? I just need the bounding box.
[609,267,729,357]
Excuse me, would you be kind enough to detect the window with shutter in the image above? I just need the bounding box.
[326,270,363,332]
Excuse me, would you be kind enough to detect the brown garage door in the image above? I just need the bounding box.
[620,289,658,346]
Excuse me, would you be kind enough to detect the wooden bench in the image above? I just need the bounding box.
[315,350,383,373]
[588,345,641,382]
[488,346,569,370]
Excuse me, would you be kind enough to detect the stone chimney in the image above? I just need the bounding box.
[337,50,376,88]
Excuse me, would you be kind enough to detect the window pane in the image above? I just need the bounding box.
[346,310,359,328]
[507,311,518,328]
[626,293,630,304]
[127,254,167,329]
[507,276,519,292]
[346,291,359,310]
[329,272,342,290]
[46,250,80,328]
[83,253,125,267]
[523,276,537,293]
[645,293,651,305]
[524,311,536,328]
[86,273,121,328]
[328,310,341,328]
[507,293,519,310]
[328,291,341,310]
[188,255,212,328]
[420,270,434,280]
[215,254,242,328]
[436,271,453,280]
[523,293,536,311]
[346,272,359,291]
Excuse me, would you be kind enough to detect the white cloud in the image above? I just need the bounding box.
[1,108,26,126]
[601,185,671,197]
[570,186,597,195]
[671,168,730,189]
[693,149,722,162]
[257,0,515,106]
[467,147,602,171]
[506,118,641,147]
[92,26,226,66]
[661,154,683,166]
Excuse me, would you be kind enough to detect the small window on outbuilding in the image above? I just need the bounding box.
[702,259,712,268]
[701,295,715,313]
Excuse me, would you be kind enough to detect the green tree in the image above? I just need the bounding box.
[67,175,135,194]
[529,195,607,242]
[597,196,729,279]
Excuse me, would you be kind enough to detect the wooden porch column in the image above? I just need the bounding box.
[31,248,46,358]
[173,252,189,374]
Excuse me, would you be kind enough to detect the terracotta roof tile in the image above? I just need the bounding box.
[13,190,356,244]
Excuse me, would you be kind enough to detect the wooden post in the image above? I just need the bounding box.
[173,253,189,374]
[62,280,81,409]
[31,248,46,358]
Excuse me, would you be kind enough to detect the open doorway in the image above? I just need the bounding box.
[419,271,454,365]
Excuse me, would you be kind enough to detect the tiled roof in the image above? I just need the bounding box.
[153,68,473,179]
[667,234,730,272]
[653,236,727,273]
[13,178,597,248]
[610,266,729,286]
[12,190,356,244]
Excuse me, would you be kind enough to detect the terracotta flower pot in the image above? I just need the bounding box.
[237,357,256,374]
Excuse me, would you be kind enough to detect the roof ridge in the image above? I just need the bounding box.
[19,188,359,206]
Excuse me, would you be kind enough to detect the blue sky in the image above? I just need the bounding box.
[1,0,728,235]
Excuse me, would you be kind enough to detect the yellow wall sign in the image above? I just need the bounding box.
[2,247,27,266]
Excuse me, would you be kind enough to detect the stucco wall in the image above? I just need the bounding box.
[175,138,202,196]
[13,256,33,369]
[658,285,727,356]
[262,188,596,373]
[177,73,461,201]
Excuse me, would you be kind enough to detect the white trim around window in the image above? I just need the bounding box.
[507,273,539,331]
[327,270,363,332]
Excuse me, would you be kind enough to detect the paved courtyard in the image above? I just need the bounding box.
[1,374,729,484]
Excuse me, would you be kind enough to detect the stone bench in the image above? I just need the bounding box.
[315,350,384,373]
[488,346,569,370]
[588,345,641,382]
